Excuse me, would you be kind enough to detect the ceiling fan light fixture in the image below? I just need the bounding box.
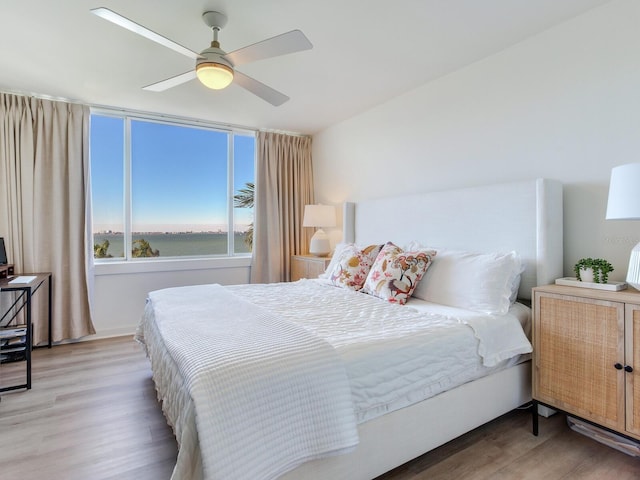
[91,7,312,104]
[196,62,234,89]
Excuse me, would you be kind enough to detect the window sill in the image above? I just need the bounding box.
[93,256,252,276]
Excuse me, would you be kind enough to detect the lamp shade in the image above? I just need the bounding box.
[303,205,336,256]
[606,163,640,290]
[606,163,640,220]
[303,205,336,228]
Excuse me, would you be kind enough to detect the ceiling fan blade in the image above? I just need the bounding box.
[143,71,196,92]
[225,30,312,66]
[90,7,202,60]
[234,71,289,106]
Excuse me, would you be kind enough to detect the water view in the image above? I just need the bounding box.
[94,232,251,258]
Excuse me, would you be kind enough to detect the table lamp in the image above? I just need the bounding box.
[303,204,336,256]
[606,163,640,289]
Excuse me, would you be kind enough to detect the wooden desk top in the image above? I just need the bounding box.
[0,272,51,291]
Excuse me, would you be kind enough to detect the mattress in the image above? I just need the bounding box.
[137,279,532,480]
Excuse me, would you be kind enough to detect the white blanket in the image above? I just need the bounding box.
[145,284,358,480]
[405,299,533,367]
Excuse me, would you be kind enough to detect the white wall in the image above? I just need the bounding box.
[91,258,250,339]
[313,0,640,282]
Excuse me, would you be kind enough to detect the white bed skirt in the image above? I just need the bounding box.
[280,361,531,480]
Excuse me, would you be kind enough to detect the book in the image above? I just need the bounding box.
[9,275,37,284]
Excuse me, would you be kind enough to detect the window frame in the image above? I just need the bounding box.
[90,107,256,268]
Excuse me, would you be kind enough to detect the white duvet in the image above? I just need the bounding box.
[229,279,532,423]
[137,279,532,480]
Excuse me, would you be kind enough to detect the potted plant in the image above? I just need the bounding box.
[574,258,614,284]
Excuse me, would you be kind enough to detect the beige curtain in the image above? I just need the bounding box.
[0,93,95,345]
[251,131,314,283]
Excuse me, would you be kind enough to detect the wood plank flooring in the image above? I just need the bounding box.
[1,336,639,479]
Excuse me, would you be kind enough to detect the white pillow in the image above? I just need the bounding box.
[318,242,347,279]
[412,249,523,315]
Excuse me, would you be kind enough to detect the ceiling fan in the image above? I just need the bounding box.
[90,7,313,106]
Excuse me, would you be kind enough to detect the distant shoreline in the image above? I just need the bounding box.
[94,231,251,257]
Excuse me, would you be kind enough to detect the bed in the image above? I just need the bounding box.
[136,178,563,480]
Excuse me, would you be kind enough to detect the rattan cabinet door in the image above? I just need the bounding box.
[625,304,640,437]
[533,292,626,432]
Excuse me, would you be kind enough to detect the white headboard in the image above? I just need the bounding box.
[343,179,563,300]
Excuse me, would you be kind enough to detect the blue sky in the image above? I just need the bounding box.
[90,114,255,233]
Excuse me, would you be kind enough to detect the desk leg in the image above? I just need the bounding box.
[26,289,32,390]
[48,274,52,348]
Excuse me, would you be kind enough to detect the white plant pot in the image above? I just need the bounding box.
[579,267,602,283]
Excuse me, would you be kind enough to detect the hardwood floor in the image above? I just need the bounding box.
[1,336,639,479]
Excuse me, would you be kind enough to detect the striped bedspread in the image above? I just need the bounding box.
[144,284,359,480]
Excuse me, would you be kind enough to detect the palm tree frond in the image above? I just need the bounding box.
[234,182,255,249]
[233,182,255,209]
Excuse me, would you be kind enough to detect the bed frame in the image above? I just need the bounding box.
[280,178,563,479]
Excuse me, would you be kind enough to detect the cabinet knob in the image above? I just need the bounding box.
[614,363,623,370]
[624,365,634,373]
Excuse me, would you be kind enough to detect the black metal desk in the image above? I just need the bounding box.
[0,273,52,392]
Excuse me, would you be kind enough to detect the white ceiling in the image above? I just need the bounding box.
[0,0,612,134]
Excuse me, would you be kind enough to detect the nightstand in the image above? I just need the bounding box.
[291,255,331,281]
[531,284,640,441]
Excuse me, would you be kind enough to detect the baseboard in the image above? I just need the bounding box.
[39,327,135,347]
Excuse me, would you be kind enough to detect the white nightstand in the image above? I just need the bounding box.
[291,255,331,281]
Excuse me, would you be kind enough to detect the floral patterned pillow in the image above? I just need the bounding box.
[329,244,382,291]
[363,242,436,304]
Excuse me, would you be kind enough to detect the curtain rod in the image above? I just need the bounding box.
[92,105,258,134]
[1,88,310,138]
[0,87,83,105]
[258,128,310,138]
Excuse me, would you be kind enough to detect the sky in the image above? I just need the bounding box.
[90,114,255,233]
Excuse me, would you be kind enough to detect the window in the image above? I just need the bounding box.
[90,111,255,260]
